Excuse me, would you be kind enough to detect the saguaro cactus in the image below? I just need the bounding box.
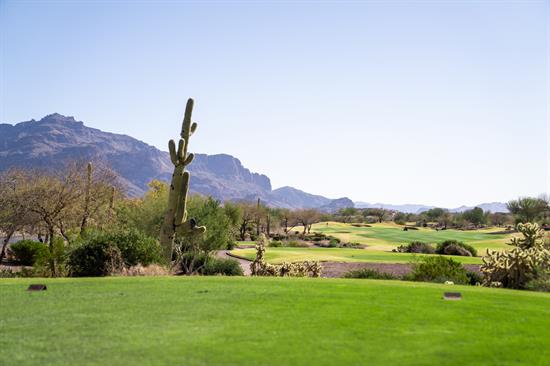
[80,162,92,234]
[160,98,206,261]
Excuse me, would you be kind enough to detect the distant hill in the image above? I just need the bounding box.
[354,201,508,213]
[0,114,351,211]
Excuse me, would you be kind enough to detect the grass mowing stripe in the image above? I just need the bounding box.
[1,276,548,366]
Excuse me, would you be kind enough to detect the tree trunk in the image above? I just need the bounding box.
[59,221,72,246]
[266,215,270,237]
[240,222,246,241]
[0,229,15,263]
[47,225,57,277]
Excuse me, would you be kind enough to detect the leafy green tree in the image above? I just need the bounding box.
[186,196,234,252]
[393,212,407,225]
[363,208,386,223]
[462,207,486,226]
[115,180,168,237]
[507,197,548,223]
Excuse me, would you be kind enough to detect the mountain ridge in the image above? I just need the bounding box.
[0,114,351,210]
[354,201,508,213]
[0,114,508,213]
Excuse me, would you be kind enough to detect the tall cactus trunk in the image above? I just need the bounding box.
[80,162,92,235]
[160,98,206,262]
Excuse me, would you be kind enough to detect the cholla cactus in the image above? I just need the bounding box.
[481,223,550,289]
[160,98,206,261]
[509,222,545,250]
[250,234,321,277]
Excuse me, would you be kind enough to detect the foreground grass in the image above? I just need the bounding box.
[1,277,549,366]
[231,247,483,264]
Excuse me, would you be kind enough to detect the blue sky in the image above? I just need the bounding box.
[1,0,548,207]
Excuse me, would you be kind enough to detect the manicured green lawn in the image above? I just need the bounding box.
[1,277,548,366]
[231,247,483,264]
[309,222,514,253]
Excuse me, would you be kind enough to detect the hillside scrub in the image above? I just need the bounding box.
[407,256,470,284]
[395,241,435,254]
[435,240,477,257]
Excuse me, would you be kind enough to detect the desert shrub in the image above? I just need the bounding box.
[525,273,550,292]
[344,268,398,280]
[341,242,365,249]
[408,256,469,284]
[99,229,162,266]
[396,241,435,254]
[120,264,170,276]
[251,234,321,277]
[308,232,328,242]
[436,240,477,257]
[203,257,243,276]
[32,236,68,277]
[482,223,550,289]
[8,240,49,266]
[466,270,483,285]
[0,268,18,278]
[179,252,243,276]
[269,240,283,247]
[287,240,309,248]
[179,252,209,274]
[68,239,123,277]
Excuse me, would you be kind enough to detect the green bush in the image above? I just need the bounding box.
[8,240,49,266]
[396,241,435,254]
[341,242,364,249]
[0,268,18,278]
[408,256,469,284]
[269,240,283,247]
[68,240,123,277]
[179,253,243,276]
[344,268,398,280]
[466,271,483,285]
[99,229,162,266]
[327,240,339,248]
[287,240,309,248]
[32,236,68,277]
[203,257,243,276]
[525,277,550,292]
[436,240,477,257]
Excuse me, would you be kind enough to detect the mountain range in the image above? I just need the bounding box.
[354,201,508,214]
[0,114,352,211]
[0,113,507,213]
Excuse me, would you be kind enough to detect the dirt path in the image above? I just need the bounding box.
[216,250,251,275]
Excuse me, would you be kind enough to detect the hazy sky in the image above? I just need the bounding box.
[1,0,548,207]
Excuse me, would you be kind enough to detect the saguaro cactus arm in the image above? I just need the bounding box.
[160,98,206,262]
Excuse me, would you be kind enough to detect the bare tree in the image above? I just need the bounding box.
[296,209,321,234]
[280,209,299,234]
[236,202,256,240]
[0,171,39,262]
